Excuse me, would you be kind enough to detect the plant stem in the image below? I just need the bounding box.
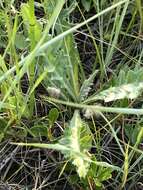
[42,96,143,115]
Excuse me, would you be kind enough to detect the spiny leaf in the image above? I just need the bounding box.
[88,82,143,103]
[79,70,98,101]
[12,110,92,178]
[59,110,92,178]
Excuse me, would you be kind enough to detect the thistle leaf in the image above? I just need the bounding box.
[12,110,92,178]
[79,70,98,101]
[88,82,143,103]
[59,110,92,178]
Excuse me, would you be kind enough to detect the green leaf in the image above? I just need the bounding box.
[0,133,4,142]
[21,2,42,42]
[30,125,48,137]
[89,82,143,103]
[48,108,59,126]
[8,92,30,118]
[98,167,112,182]
[125,124,143,145]
[59,110,92,178]
[88,157,113,188]
[39,8,81,101]
[34,23,42,42]
[21,3,33,27]
[43,0,57,19]
[15,33,28,49]
[112,68,143,86]
[79,70,98,101]
[81,0,92,11]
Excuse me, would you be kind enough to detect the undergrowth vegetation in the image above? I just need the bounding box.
[0,0,143,189]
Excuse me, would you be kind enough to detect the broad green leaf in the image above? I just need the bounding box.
[48,108,59,126]
[88,157,113,188]
[30,125,48,137]
[88,82,143,103]
[39,3,81,101]
[98,168,112,182]
[59,110,92,178]
[40,31,80,101]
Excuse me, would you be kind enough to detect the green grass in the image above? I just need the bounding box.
[0,0,143,189]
